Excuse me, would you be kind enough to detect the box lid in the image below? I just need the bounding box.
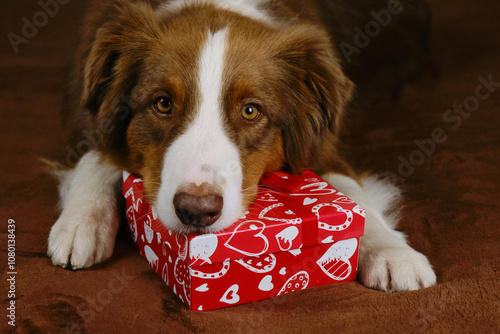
[123,170,365,267]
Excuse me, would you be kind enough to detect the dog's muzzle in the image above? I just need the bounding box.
[173,182,223,227]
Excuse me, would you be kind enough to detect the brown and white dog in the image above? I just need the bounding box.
[48,0,436,292]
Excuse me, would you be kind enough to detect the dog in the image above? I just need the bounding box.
[48,0,436,292]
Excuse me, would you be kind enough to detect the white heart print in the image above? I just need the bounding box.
[235,254,276,273]
[144,245,159,270]
[275,226,299,251]
[259,203,302,225]
[292,182,336,196]
[175,233,188,260]
[313,203,353,232]
[353,204,366,217]
[258,275,274,291]
[144,222,154,244]
[162,263,169,284]
[322,236,335,244]
[278,271,309,295]
[220,284,240,304]
[190,260,230,279]
[316,238,357,281]
[126,206,138,242]
[195,283,209,292]
[190,233,218,264]
[224,220,269,256]
[303,197,317,205]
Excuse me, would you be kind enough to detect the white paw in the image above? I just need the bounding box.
[359,246,436,292]
[48,203,119,270]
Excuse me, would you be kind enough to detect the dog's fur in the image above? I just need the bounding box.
[48,0,436,292]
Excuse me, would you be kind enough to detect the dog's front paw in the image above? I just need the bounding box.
[359,246,436,292]
[48,203,119,270]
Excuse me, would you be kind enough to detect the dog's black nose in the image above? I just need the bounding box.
[173,184,223,228]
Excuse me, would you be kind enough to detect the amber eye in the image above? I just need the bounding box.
[242,104,260,121]
[153,97,173,115]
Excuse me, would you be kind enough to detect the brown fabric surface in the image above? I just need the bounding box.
[1,1,499,333]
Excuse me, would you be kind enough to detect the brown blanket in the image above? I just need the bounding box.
[1,0,499,332]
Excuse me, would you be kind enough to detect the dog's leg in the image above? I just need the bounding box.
[321,173,436,292]
[48,150,121,269]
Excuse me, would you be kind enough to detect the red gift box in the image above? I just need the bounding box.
[123,170,365,311]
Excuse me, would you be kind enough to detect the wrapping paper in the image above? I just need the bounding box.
[123,170,365,311]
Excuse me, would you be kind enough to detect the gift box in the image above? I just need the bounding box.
[123,170,365,311]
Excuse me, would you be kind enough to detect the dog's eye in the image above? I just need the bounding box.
[153,97,173,115]
[242,104,260,121]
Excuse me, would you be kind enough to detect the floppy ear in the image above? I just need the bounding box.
[275,25,354,174]
[81,2,159,155]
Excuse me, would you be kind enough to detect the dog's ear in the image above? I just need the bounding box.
[81,2,159,155]
[274,25,354,174]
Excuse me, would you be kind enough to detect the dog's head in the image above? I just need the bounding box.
[82,2,353,233]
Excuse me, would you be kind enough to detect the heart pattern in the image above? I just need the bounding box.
[144,245,159,270]
[353,205,366,217]
[195,283,209,292]
[275,226,299,251]
[174,257,192,306]
[278,271,309,295]
[175,233,188,260]
[190,233,218,265]
[220,284,240,304]
[303,197,317,205]
[258,192,279,202]
[258,275,274,291]
[259,203,302,224]
[316,238,357,281]
[321,236,334,244]
[236,254,276,273]
[190,260,230,279]
[126,206,138,242]
[224,221,269,256]
[162,263,169,284]
[123,169,364,311]
[293,181,337,197]
[313,203,353,232]
[144,222,154,244]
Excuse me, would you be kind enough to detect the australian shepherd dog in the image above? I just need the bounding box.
[47,0,436,292]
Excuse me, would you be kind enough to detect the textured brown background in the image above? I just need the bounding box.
[1,0,499,333]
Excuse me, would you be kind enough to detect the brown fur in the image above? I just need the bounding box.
[63,0,430,208]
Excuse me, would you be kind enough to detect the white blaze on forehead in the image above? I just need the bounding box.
[157,0,272,24]
[156,28,243,232]
[193,28,231,182]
